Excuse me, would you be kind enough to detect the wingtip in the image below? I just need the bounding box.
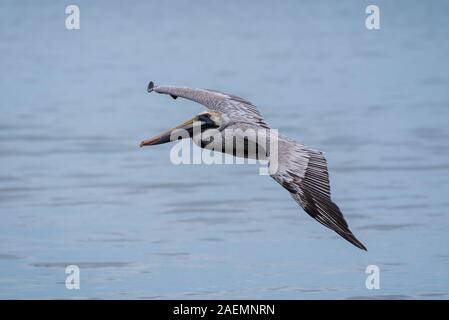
[147,81,155,93]
[334,224,367,251]
[347,233,368,251]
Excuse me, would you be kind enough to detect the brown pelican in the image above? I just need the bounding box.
[140,81,367,251]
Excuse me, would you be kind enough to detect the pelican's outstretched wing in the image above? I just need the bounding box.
[147,81,269,128]
[271,137,367,250]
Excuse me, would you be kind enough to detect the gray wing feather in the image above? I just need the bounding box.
[271,137,367,250]
[148,82,270,128]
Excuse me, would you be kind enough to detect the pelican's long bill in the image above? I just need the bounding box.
[140,113,219,147]
[140,117,197,147]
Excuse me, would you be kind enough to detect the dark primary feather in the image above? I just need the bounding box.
[271,139,367,251]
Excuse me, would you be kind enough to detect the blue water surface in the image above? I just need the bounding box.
[1,0,449,299]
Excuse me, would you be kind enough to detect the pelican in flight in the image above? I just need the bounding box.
[140,81,367,250]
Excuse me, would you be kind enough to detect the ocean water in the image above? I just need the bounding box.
[1,0,449,299]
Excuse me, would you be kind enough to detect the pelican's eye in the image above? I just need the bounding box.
[197,114,219,128]
[197,114,210,121]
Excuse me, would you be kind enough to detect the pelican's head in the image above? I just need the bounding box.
[140,110,229,147]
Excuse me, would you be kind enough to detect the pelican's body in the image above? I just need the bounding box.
[141,81,367,251]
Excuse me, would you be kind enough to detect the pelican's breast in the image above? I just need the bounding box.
[196,128,267,160]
